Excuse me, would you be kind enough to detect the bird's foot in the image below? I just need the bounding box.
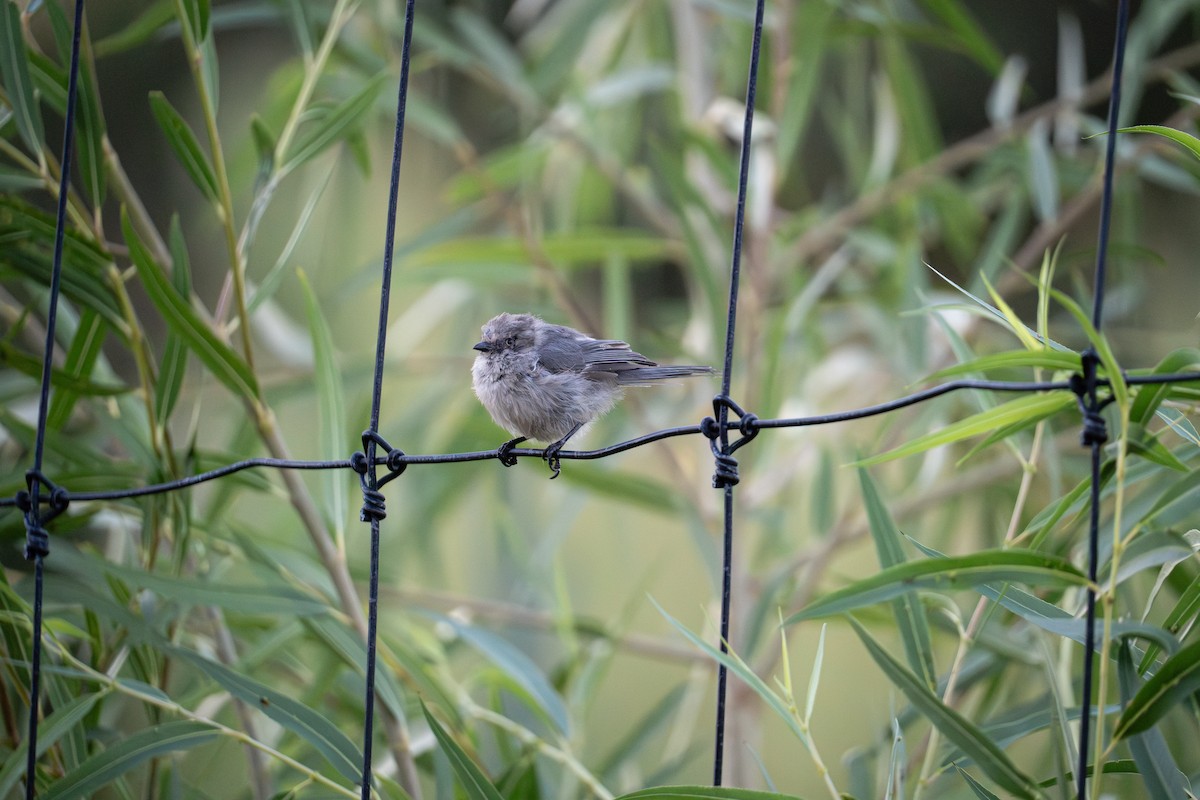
[542,441,566,479]
[496,437,527,467]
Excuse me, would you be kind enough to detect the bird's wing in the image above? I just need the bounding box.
[537,328,656,376]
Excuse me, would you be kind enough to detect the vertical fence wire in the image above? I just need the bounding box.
[1077,1,1131,796]
[711,0,766,786]
[355,0,418,797]
[20,0,85,796]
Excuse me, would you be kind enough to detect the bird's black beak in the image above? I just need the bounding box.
[473,341,491,352]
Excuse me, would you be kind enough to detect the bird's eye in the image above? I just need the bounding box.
[505,337,515,347]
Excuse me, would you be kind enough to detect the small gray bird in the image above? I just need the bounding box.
[472,313,714,477]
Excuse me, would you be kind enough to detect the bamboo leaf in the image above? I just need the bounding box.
[148,90,220,205]
[856,392,1074,466]
[616,788,807,800]
[1115,124,1200,161]
[927,350,1080,381]
[0,693,104,798]
[1114,637,1200,738]
[847,618,1041,799]
[170,647,362,782]
[122,208,259,399]
[785,551,1087,623]
[0,0,45,158]
[39,721,218,800]
[422,702,505,800]
[46,310,111,428]
[858,468,937,689]
[1117,644,1187,798]
[282,70,389,173]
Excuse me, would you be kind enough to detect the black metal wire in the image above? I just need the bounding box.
[356,0,417,796]
[1078,1,1131,796]
[21,0,85,795]
[708,0,766,785]
[5,373,1199,509]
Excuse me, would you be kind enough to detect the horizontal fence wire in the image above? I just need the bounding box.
[3,0,1189,796]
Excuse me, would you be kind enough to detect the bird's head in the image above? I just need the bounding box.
[473,313,538,356]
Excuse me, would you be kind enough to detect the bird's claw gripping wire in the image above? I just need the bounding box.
[352,431,408,522]
[16,470,69,560]
[543,443,565,479]
[496,437,527,468]
[1069,349,1114,447]
[701,395,760,489]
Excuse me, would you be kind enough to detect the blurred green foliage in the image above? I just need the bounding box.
[3,0,1200,798]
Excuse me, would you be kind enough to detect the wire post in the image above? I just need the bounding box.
[19,0,86,796]
[709,0,766,786]
[1077,1,1130,797]
[356,1,418,797]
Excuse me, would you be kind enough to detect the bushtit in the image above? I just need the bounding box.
[472,313,714,477]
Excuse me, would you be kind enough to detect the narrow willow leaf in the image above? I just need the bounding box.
[616,788,807,800]
[0,693,104,798]
[422,702,505,800]
[651,599,811,747]
[297,269,346,536]
[0,333,122,399]
[155,218,193,422]
[93,1,174,57]
[148,91,220,205]
[170,647,362,782]
[181,0,211,42]
[848,618,1041,799]
[1114,637,1200,738]
[956,766,1002,799]
[122,209,259,399]
[1128,348,1200,425]
[856,392,1074,466]
[1139,573,1200,673]
[927,350,1080,381]
[282,70,389,173]
[436,614,570,735]
[1117,644,1187,798]
[785,550,1087,623]
[38,721,218,800]
[46,310,110,429]
[1115,124,1200,161]
[1050,288,1127,409]
[0,0,45,158]
[858,468,937,689]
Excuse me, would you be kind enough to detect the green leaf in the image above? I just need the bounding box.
[847,618,1041,799]
[651,599,811,748]
[927,350,1080,381]
[0,692,105,798]
[785,550,1088,623]
[298,269,347,539]
[282,70,389,173]
[858,468,937,690]
[93,1,174,57]
[1117,644,1187,798]
[122,208,259,399]
[155,217,193,423]
[956,766,1002,800]
[422,702,505,800]
[856,392,1074,466]
[436,614,570,735]
[615,788,807,800]
[1114,636,1200,738]
[181,0,211,42]
[39,721,218,800]
[148,91,220,205]
[1050,288,1128,410]
[170,647,363,782]
[1139,572,1200,673]
[0,0,45,158]
[1115,124,1200,161]
[46,310,111,428]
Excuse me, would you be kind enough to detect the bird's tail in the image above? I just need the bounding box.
[617,365,715,385]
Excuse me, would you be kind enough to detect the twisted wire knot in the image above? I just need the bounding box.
[1070,348,1110,447]
[20,471,69,560]
[351,431,408,523]
[701,396,761,489]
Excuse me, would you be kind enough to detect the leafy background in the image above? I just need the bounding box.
[2,0,1200,798]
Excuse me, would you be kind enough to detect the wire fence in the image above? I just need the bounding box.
[6,0,1200,797]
